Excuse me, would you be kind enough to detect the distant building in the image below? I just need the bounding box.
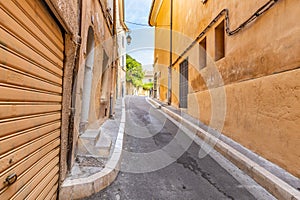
[116,0,128,99]
[143,70,154,83]
[149,0,300,178]
[138,70,154,96]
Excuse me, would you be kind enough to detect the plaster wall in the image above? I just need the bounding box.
[188,69,300,177]
[116,0,127,99]
[48,0,78,33]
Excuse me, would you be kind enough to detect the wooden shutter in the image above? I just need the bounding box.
[0,0,64,199]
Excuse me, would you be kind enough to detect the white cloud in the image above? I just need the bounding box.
[125,0,153,25]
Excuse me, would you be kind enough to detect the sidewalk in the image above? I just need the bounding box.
[147,97,300,200]
[59,98,125,200]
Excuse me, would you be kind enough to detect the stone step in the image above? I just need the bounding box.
[95,128,112,157]
[77,128,112,158]
[80,129,101,143]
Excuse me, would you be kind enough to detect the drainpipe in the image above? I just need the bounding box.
[67,0,82,170]
[109,0,117,118]
[168,0,173,105]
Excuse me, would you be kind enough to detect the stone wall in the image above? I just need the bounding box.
[48,0,78,33]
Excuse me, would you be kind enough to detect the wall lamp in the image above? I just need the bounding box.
[126,31,132,45]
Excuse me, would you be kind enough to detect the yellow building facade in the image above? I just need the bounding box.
[149,0,300,178]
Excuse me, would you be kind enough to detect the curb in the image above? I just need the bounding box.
[59,98,126,200]
[147,97,300,200]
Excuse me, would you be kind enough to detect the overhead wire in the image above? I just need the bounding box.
[125,21,150,27]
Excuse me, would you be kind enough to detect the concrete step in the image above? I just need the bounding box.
[60,98,125,200]
[95,128,112,157]
[77,128,112,158]
[80,129,101,142]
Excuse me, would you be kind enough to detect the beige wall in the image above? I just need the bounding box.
[126,81,135,95]
[151,0,300,177]
[68,0,116,169]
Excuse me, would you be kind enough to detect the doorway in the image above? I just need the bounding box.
[179,58,188,108]
[80,27,95,128]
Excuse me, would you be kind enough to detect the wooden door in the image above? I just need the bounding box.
[179,59,188,108]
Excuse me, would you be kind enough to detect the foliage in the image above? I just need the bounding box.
[126,54,144,87]
[142,82,153,90]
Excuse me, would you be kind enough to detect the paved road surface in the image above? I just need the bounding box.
[84,96,274,200]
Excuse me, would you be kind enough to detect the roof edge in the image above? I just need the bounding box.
[148,0,163,26]
[119,0,129,31]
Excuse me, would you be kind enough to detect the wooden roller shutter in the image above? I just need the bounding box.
[0,0,64,199]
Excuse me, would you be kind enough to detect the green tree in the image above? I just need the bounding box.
[126,54,144,87]
[142,82,153,90]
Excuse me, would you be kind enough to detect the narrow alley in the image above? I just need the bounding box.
[1,0,299,199]
[84,96,274,200]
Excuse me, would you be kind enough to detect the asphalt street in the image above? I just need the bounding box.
[84,96,274,200]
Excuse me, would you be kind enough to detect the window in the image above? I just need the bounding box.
[215,20,225,61]
[199,37,207,69]
[122,36,125,48]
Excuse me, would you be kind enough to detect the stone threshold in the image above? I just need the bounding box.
[147,97,300,200]
[59,98,126,200]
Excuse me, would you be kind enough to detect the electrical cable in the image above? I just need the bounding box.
[125,21,150,27]
[172,0,280,67]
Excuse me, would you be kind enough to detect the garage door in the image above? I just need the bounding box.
[0,0,64,199]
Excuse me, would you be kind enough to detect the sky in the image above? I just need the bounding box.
[124,0,155,71]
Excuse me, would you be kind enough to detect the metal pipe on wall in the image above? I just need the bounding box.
[109,0,117,118]
[168,0,173,105]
